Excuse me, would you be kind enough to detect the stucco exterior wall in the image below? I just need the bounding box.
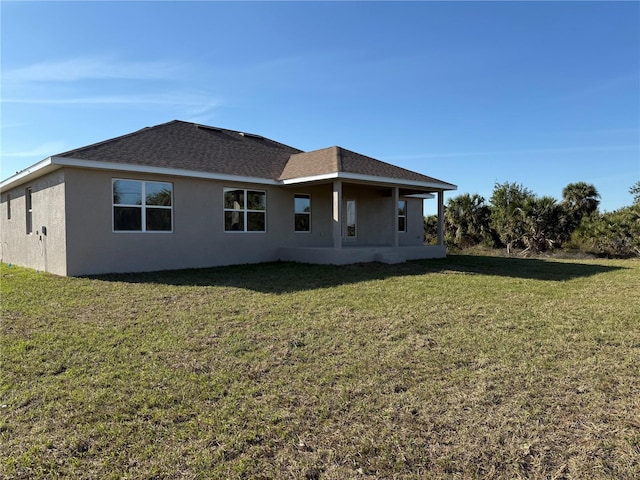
[2,167,435,276]
[338,185,426,247]
[344,185,391,245]
[280,184,334,248]
[64,169,283,275]
[288,184,429,248]
[63,170,370,275]
[0,171,68,275]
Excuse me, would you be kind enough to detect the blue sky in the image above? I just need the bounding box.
[2,1,639,213]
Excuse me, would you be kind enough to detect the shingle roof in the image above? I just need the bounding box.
[279,146,340,180]
[54,120,455,189]
[56,120,302,180]
[280,145,455,188]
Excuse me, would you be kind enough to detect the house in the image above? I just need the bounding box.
[0,120,456,276]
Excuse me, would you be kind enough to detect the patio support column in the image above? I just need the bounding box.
[332,180,342,249]
[392,187,399,247]
[437,190,445,247]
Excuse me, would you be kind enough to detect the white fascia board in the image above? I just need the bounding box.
[0,157,57,191]
[282,171,457,191]
[1,156,457,193]
[1,156,281,191]
[280,172,340,184]
[52,157,280,186]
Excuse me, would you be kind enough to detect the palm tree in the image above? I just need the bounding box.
[519,196,564,253]
[423,215,439,245]
[560,182,600,244]
[490,182,535,253]
[562,182,600,220]
[444,193,492,248]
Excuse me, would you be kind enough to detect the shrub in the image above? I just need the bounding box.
[569,205,640,257]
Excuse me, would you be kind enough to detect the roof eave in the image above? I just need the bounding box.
[6,157,282,188]
[0,157,60,192]
[281,171,457,191]
[1,156,457,193]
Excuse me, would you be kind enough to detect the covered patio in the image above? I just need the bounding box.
[279,176,451,265]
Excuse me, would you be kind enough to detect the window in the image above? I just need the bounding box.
[112,179,172,232]
[25,188,32,234]
[7,193,11,220]
[224,188,266,232]
[346,200,356,237]
[294,194,311,232]
[398,200,407,232]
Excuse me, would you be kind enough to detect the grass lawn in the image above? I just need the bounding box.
[1,255,639,479]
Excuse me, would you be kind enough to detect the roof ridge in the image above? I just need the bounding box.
[191,122,304,153]
[56,120,304,159]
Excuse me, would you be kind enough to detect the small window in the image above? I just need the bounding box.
[346,200,356,238]
[25,188,33,234]
[7,193,11,220]
[113,179,172,232]
[294,194,311,232]
[224,188,266,232]
[398,200,407,232]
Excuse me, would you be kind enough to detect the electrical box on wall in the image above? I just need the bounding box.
[41,226,47,236]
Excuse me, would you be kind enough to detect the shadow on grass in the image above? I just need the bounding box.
[91,255,626,294]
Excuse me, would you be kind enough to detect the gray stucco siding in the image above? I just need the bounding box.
[2,167,436,276]
[62,170,348,275]
[64,170,277,275]
[0,171,68,275]
[284,184,334,248]
[341,185,391,245]
[338,185,427,247]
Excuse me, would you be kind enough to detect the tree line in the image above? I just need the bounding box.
[425,180,640,257]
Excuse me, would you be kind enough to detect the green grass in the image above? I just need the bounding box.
[1,255,639,479]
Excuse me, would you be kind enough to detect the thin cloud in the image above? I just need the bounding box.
[558,73,640,102]
[3,56,185,83]
[3,93,220,110]
[1,141,69,159]
[0,122,27,130]
[544,127,640,139]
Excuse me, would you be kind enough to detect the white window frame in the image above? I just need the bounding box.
[223,188,267,233]
[398,200,407,233]
[294,193,311,233]
[345,199,357,238]
[112,179,173,233]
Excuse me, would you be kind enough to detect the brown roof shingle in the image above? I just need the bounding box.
[280,145,455,188]
[279,146,340,180]
[54,120,455,189]
[57,120,302,180]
